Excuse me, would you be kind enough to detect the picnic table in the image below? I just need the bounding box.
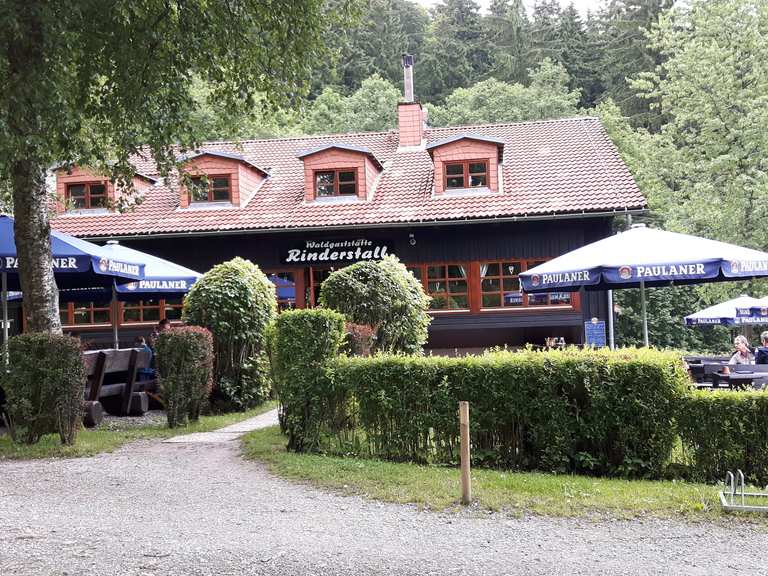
[83,348,156,426]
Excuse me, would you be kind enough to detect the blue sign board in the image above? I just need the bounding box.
[584,320,607,348]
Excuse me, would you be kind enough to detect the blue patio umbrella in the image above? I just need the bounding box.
[267,274,296,304]
[90,242,202,348]
[519,224,768,346]
[7,241,201,348]
[684,295,768,326]
[0,215,145,360]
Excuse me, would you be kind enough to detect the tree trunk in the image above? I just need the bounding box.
[6,4,61,334]
[10,161,61,334]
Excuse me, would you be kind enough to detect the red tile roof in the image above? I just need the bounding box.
[51,116,646,238]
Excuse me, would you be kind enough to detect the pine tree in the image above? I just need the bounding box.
[485,0,531,85]
[419,0,491,102]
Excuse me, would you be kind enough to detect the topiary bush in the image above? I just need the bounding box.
[218,351,273,411]
[2,333,84,445]
[183,257,276,408]
[270,308,347,451]
[678,391,768,485]
[319,255,431,354]
[155,326,214,427]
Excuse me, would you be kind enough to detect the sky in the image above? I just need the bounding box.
[415,0,604,17]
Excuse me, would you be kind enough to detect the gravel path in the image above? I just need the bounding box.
[1,411,767,576]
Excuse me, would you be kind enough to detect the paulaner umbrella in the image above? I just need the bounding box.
[735,297,768,321]
[0,215,145,361]
[684,295,768,326]
[519,224,768,346]
[7,241,201,349]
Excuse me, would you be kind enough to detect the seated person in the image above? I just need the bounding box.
[729,335,755,365]
[755,331,768,365]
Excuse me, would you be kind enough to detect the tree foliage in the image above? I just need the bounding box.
[319,255,431,354]
[0,0,343,332]
[301,75,401,135]
[428,59,580,127]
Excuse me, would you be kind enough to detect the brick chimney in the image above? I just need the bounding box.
[398,54,424,148]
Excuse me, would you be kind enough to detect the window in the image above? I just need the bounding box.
[480,260,572,308]
[306,267,335,307]
[189,175,231,203]
[68,301,112,325]
[407,263,469,310]
[57,298,182,327]
[314,169,357,198]
[66,183,107,209]
[444,160,488,190]
[480,261,523,308]
[164,298,184,320]
[122,299,162,323]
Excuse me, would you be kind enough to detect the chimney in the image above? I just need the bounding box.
[398,54,424,148]
[402,53,414,102]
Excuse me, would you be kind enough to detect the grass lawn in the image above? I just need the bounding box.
[242,425,767,522]
[0,401,276,461]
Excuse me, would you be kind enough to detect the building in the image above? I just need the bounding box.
[48,67,645,351]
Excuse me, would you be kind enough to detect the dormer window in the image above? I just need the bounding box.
[297,144,382,202]
[445,160,488,190]
[189,175,231,203]
[315,169,358,198]
[66,183,107,209]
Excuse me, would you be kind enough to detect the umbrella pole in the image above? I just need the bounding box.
[640,280,649,347]
[111,284,119,350]
[2,272,7,366]
[607,289,615,349]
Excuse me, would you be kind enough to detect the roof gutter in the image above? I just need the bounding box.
[82,206,647,242]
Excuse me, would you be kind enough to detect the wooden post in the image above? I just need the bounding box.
[459,400,471,505]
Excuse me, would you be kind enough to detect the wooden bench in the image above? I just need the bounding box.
[82,348,154,427]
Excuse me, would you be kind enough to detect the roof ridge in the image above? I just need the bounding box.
[425,116,597,133]
[168,116,598,148]
[199,129,396,147]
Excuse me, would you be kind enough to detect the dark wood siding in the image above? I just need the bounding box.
[112,217,613,349]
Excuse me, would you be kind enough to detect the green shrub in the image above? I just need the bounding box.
[2,334,84,445]
[270,308,347,451]
[218,352,273,411]
[319,255,431,354]
[287,347,690,478]
[678,391,768,485]
[183,257,276,405]
[156,326,214,427]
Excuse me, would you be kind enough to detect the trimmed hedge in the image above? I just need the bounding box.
[678,391,768,485]
[2,334,84,445]
[270,308,347,451]
[280,347,691,478]
[156,326,214,427]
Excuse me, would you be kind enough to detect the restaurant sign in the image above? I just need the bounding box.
[284,239,391,264]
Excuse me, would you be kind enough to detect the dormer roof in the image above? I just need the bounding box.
[53,163,158,184]
[426,134,506,162]
[178,150,270,177]
[296,143,384,171]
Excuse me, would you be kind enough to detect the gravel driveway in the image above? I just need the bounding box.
[1,411,766,576]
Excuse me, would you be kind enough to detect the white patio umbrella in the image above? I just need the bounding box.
[520,224,768,347]
[684,295,768,326]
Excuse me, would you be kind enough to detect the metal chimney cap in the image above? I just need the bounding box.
[402,53,414,68]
